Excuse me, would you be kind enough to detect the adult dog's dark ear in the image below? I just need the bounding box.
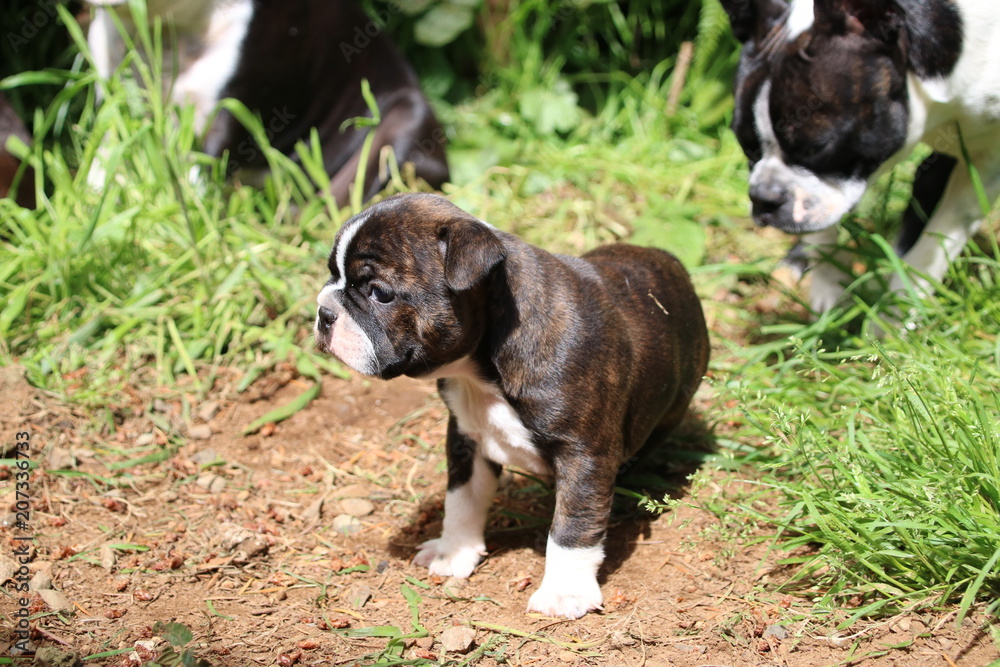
[438,218,506,292]
[721,0,788,44]
[814,0,901,40]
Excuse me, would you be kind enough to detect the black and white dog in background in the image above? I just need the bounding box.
[85,0,449,205]
[722,0,1000,313]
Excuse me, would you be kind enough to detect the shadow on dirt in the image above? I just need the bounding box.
[387,412,717,583]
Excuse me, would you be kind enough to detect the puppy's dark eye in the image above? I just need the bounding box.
[370,284,394,304]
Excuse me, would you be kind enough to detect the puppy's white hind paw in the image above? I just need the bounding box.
[527,582,603,619]
[413,538,485,578]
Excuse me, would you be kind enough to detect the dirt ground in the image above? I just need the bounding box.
[1,354,999,666]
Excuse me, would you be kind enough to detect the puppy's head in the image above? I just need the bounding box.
[723,0,935,234]
[314,194,506,379]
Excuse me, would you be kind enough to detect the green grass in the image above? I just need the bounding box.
[2,0,1000,638]
[713,273,1000,618]
[1,6,354,405]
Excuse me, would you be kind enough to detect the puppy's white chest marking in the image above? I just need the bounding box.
[441,374,548,475]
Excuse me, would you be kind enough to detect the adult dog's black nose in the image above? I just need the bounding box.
[316,306,337,332]
[749,181,787,222]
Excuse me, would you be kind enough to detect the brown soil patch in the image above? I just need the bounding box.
[1,363,997,666]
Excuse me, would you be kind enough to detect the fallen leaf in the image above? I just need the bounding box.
[38,589,73,612]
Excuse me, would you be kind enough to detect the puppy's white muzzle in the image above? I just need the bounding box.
[315,285,378,375]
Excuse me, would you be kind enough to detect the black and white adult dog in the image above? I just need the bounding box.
[313,194,710,618]
[722,0,1000,312]
[85,0,449,205]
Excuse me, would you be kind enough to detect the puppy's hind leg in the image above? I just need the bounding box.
[527,450,617,619]
[414,422,499,578]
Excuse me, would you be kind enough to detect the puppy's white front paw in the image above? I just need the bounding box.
[527,581,603,619]
[413,538,485,578]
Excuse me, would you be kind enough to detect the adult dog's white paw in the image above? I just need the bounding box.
[527,582,603,619]
[808,264,849,315]
[412,538,485,578]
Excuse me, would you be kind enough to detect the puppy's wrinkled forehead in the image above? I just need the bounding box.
[326,194,474,286]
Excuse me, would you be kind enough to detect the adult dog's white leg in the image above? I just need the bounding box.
[804,226,852,314]
[893,162,986,297]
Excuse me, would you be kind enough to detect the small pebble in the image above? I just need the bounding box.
[189,448,219,465]
[346,583,372,610]
[764,624,788,640]
[339,498,375,517]
[100,545,116,571]
[197,400,221,422]
[332,484,370,499]
[196,473,226,494]
[29,570,53,591]
[188,424,213,440]
[439,626,476,654]
[331,514,362,535]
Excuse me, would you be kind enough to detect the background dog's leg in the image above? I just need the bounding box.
[895,152,957,256]
[85,6,126,189]
[893,153,998,297]
[170,0,253,134]
[413,424,498,578]
[86,7,122,98]
[804,226,851,314]
[329,91,449,208]
[527,455,616,619]
[0,92,35,209]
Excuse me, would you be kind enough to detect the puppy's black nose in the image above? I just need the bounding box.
[316,306,337,332]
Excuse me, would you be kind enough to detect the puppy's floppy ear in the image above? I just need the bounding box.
[438,218,506,292]
[721,0,788,44]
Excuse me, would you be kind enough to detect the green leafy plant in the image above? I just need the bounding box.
[329,584,435,664]
[149,622,211,667]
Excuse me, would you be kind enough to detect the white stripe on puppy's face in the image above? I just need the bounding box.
[330,211,371,290]
[315,212,378,375]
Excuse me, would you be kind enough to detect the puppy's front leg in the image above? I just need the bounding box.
[528,454,616,619]
[414,420,499,577]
